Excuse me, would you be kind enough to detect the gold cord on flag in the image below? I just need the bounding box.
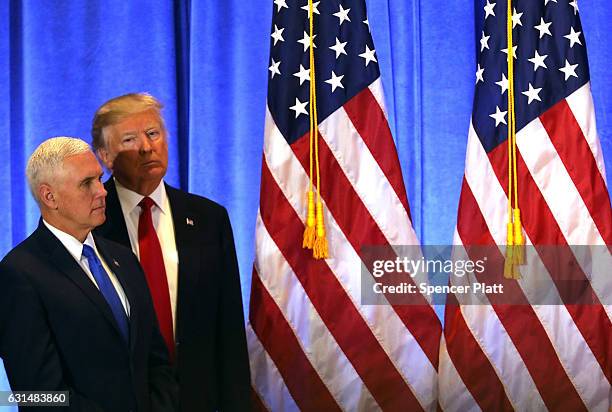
[504,0,525,279]
[302,0,329,259]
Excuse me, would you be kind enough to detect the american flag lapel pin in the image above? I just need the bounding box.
[186,217,194,226]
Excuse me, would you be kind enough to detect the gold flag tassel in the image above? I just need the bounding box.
[513,208,525,265]
[503,0,522,279]
[302,0,328,258]
[310,0,328,259]
[303,190,316,248]
[302,0,317,249]
[313,200,328,259]
[504,221,516,279]
[508,1,525,269]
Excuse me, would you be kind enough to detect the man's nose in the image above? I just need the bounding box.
[138,133,153,153]
[95,180,107,198]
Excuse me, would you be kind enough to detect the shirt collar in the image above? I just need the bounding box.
[43,219,96,261]
[114,178,168,215]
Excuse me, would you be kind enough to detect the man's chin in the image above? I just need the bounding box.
[140,169,167,185]
[141,165,167,179]
[91,208,106,224]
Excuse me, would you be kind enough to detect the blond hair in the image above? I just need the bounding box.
[26,137,91,202]
[91,93,165,151]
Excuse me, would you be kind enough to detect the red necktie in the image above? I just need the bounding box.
[138,197,175,361]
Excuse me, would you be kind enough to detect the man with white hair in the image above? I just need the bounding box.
[0,137,178,411]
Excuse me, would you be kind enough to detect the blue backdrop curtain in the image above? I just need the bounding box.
[1,0,611,396]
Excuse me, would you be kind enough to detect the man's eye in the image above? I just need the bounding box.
[147,130,160,139]
[122,137,136,144]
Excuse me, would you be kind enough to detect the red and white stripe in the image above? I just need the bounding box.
[249,79,442,411]
[439,83,612,411]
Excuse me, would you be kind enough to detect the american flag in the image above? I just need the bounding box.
[439,1,612,411]
[247,0,442,410]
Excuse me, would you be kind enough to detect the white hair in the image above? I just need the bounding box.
[26,137,91,202]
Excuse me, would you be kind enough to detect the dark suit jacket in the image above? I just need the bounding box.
[0,221,178,412]
[95,180,251,412]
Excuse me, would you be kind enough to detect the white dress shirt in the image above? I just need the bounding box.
[114,179,179,332]
[43,220,130,316]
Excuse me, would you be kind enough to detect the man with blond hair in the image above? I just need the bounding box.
[92,94,250,411]
[0,137,178,411]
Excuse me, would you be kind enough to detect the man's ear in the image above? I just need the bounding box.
[97,148,114,170]
[38,183,58,210]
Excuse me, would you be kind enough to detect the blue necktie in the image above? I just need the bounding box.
[82,244,129,343]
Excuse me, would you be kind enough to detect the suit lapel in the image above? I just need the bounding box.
[165,185,201,341]
[36,223,128,345]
